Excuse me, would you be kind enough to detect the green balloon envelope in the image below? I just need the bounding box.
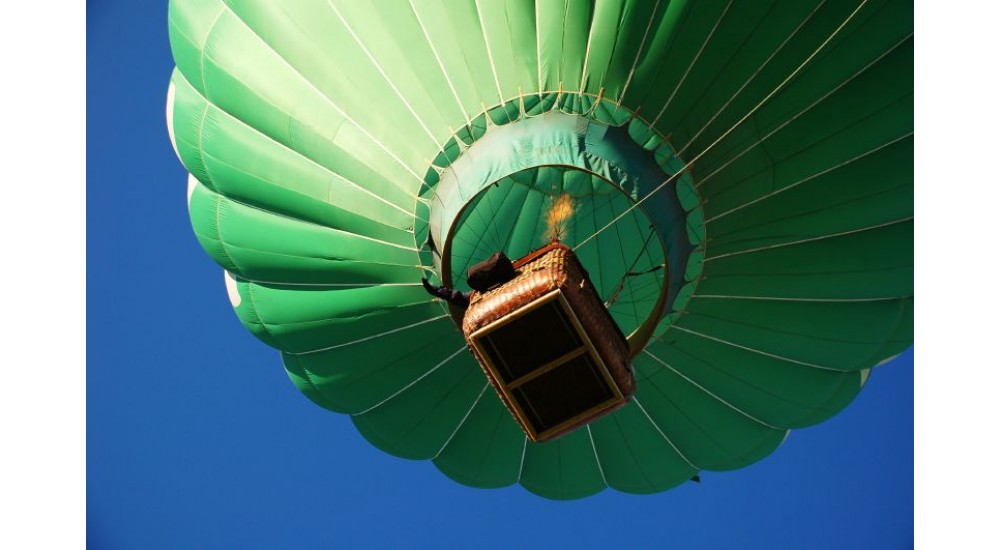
[167,0,913,499]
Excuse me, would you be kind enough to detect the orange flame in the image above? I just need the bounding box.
[545,193,575,242]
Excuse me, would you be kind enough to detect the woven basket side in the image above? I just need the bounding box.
[460,245,636,441]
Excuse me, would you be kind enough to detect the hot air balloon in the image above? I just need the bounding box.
[165,0,913,499]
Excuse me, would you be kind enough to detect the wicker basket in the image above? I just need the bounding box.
[462,243,635,442]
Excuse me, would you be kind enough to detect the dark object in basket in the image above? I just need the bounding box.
[466,251,517,292]
[462,242,635,442]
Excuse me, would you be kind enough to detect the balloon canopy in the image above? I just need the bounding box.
[166,0,913,499]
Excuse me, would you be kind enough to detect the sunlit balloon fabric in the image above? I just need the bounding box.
[166,0,913,499]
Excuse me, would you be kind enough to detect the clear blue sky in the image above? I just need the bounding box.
[87,3,913,548]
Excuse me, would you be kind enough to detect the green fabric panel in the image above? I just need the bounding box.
[790,369,866,428]
[646,1,784,131]
[239,0,439,151]
[701,91,912,215]
[196,12,422,214]
[188,189,419,285]
[706,180,911,261]
[695,4,911,185]
[199,149,415,248]
[549,0,594,95]
[599,202,657,331]
[521,92,552,117]
[280,316,460,414]
[505,0,543,96]
[703,87,913,216]
[628,0,731,119]
[486,101,522,126]
[199,12,302,150]
[659,1,822,151]
[670,0,898,157]
[169,71,416,229]
[861,296,914,367]
[283,353,340,412]
[696,269,912,303]
[449,174,532,265]
[705,136,913,258]
[351,357,487,460]
[700,220,913,301]
[576,0,626,95]
[685,205,706,245]
[592,0,664,101]
[746,0,912,144]
[167,0,225,93]
[587,195,639,297]
[409,0,505,115]
[187,181,237,273]
[616,0,692,108]
[433,391,526,489]
[589,404,698,494]
[213,1,433,186]
[683,246,705,285]
[201,107,414,230]
[519,430,606,500]
[228,281,440,354]
[448,181,535,281]
[494,184,546,263]
[632,353,786,471]
[472,0,536,100]
[677,294,911,372]
[322,1,462,140]
[645,335,860,429]
[675,174,701,212]
[533,0,562,93]
[167,72,211,185]
[753,49,913,171]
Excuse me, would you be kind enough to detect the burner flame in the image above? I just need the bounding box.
[545,193,574,242]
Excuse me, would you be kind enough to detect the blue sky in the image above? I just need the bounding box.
[86,2,913,548]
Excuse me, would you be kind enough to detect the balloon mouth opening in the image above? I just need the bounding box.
[446,166,670,352]
[416,107,706,357]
